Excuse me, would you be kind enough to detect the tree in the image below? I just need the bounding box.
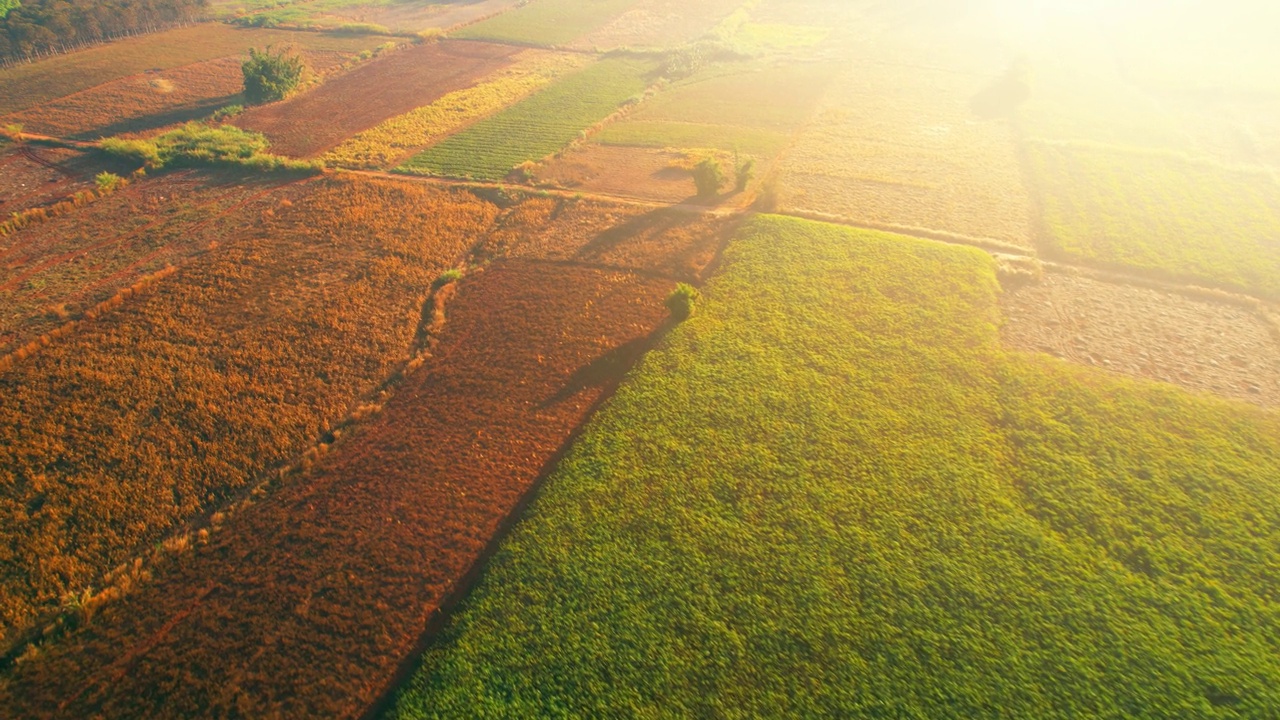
[242,45,305,105]
[692,157,723,198]
[0,1,19,20]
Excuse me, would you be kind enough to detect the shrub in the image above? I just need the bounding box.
[242,45,305,105]
[101,123,321,173]
[665,282,700,320]
[433,269,463,288]
[692,158,723,198]
[94,172,125,194]
[735,156,755,192]
[209,104,245,122]
[100,137,163,168]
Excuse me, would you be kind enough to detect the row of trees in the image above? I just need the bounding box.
[0,0,207,64]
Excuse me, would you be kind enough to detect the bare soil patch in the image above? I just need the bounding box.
[234,40,520,158]
[0,261,674,719]
[1001,272,1280,409]
[536,145,697,203]
[0,146,99,215]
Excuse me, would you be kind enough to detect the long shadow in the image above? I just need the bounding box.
[71,95,243,141]
[575,207,688,262]
[540,335,657,409]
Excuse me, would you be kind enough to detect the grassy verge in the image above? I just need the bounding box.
[390,215,1280,718]
[452,0,637,47]
[1028,141,1280,299]
[398,56,654,180]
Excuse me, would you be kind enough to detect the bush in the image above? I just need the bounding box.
[242,45,305,105]
[100,123,322,173]
[100,137,162,168]
[94,171,124,194]
[692,158,723,198]
[209,104,245,122]
[665,282,700,320]
[735,157,755,192]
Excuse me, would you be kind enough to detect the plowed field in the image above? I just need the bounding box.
[234,40,520,158]
[0,146,100,216]
[0,261,675,719]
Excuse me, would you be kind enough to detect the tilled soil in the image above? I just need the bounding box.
[0,146,97,215]
[536,145,698,203]
[0,261,675,718]
[235,40,520,158]
[1000,271,1280,409]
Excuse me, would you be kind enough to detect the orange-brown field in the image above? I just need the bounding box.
[535,145,698,203]
[3,51,352,140]
[0,176,496,651]
[0,146,102,216]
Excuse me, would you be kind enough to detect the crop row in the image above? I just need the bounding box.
[392,215,1280,717]
[399,56,654,180]
[0,176,498,648]
[323,50,589,169]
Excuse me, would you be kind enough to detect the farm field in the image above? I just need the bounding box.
[569,0,744,51]
[0,176,495,651]
[0,24,385,119]
[545,57,835,199]
[399,56,654,180]
[391,215,1280,718]
[322,50,588,169]
[777,25,1033,248]
[3,51,351,140]
[452,0,638,47]
[234,40,520,158]
[0,146,103,216]
[0,170,289,359]
[1026,142,1280,299]
[209,0,522,33]
[0,260,677,719]
[1001,271,1280,409]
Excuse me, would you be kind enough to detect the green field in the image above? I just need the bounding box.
[0,24,382,117]
[593,59,831,161]
[398,57,653,180]
[451,0,636,47]
[1028,141,1280,298]
[390,215,1280,718]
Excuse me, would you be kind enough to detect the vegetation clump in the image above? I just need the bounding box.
[242,45,306,105]
[664,282,700,320]
[692,157,723,197]
[101,122,321,173]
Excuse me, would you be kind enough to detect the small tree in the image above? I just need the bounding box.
[665,283,701,321]
[692,158,723,198]
[734,157,755,192]
[94,171,124,194]
[242,45,305,105]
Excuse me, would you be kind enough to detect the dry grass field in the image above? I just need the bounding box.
[0,176,496,650]
[569,0,744,50]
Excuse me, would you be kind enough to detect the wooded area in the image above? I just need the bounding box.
[0,0,207,64]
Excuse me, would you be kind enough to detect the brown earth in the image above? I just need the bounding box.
[536,145,698,203]
[570,0,744,50]
[235,40,520,158]
[1000,271,1280,409]
[0,261,676,719]
[2,51,352,141]
[0,146,100,215]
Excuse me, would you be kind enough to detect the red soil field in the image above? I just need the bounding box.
[1001,271,1280,409]
[2,51,352,140]
[0,146,100,215]
[0,261,675,718]
[234,40,521,158]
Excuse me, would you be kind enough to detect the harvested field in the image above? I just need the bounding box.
[322,50,588,169]
[234,40,521,158]
[569,0,743,50]
[0,261,676,719]
[452,0,638,47]
[778,34,1033,248]
[0,176,496,649]
[1001,272,1280,409]
[4,51,351,140]
[0,171,289,358]
[535,145,697,203]
[0,146,100,216]
[0,24,385,118]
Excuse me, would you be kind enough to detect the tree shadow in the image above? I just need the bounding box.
[541,330,671,409]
